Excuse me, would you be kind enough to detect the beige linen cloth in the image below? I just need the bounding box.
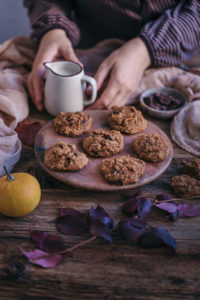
[0,37,34,176]
[171,100,200,156]
[0,36,200,176]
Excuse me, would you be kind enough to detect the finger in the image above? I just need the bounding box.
[107,92,124,109]
[94,60,112,90]
[89,87,118,110]
[32,75,44,111]
[97,76,119,108]
[60,46,83,67]
[107,90,131,109]
[87,97,106,110]
[34,46,58,64]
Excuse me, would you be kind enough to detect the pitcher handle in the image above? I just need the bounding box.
[82,75,97,106]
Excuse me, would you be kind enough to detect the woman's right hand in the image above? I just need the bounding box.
[27,29,81,111]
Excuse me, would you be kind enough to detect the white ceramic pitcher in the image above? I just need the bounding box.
[44,61,97,116]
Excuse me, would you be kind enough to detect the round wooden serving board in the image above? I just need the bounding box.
[34,110,173,191]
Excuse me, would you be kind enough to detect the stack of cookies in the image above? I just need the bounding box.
[44,106,170,186]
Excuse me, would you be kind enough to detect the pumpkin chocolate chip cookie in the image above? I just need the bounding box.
[82,129,124,157]
[133,133,170,163]
[53,111,93,137]
[44,142,88,171]
[107,106,147,134]
[101,155,145,185]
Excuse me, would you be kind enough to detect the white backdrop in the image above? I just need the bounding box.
[0,1,31,43]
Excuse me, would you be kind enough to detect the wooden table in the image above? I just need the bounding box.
[0,110,200,300]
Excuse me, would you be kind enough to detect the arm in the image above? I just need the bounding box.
[23,0,80,47]
[24,0,81,111]
[140,0,200,67]
[91,0,200,110]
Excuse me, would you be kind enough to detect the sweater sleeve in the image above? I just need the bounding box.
[23,0,80,47]
[140,0,200,67]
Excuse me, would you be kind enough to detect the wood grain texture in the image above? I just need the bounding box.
[0,112,200,300]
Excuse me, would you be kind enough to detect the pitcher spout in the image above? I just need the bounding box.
[43,60,82,77]
[44,62,53,72]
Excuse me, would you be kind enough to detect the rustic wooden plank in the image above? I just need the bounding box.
[1,243,200,300]
[0,191,200,299]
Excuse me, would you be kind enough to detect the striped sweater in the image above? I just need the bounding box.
[24,0,200,67]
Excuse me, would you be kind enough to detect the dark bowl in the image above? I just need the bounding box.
[139,87,187,119]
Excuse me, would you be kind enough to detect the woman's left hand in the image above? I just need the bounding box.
[89,37,150,109]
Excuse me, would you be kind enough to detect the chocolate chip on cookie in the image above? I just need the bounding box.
[107,106,147,134]
[82,129,124,157]
[133,133,170,163]
[101,155,145,185]
[54,111,93,137]
[44,142,88,171]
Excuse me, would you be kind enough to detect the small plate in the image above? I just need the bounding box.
[139,87,187,120]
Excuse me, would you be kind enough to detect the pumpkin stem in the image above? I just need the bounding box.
[3,166,15,181]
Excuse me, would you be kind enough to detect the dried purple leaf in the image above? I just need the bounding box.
[155,202,177,213]
[177,204,200,217]
[89,221,112,243]
[121,190,142,201]
[31,230,66,253]
[56,209,89,236]
[139,227,176,252]
[167,211,179,221]
[20,248,63,268]
[139,231,164,248]
[121,194,152,221]
[137,198,152,221]
[89,206,113,242]
[89,206,113,229]
[59,207,84,218]
[119,219,147,244]
[121,197,139,215]
[154,202,178,221]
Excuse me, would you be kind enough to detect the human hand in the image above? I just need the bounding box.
[89,38,150,109]
[27,29,81,111]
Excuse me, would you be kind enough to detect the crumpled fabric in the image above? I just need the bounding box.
[0,36,200,175]
[0,36,35,175]
[0,118,22,175]
[171,72,200,102]
[171,101,200,156]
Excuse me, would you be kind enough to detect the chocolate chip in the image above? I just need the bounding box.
[58,144,64,149]
[92,150,98,155]
[144,93,183,111]
[65,158,70,166]
[104,134,112,141]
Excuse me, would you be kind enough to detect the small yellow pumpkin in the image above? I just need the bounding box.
[0,166,41,217]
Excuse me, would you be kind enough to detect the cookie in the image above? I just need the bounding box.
[44,142,88,171]
[101,155,145,185]
[82,129,124,157]
[107,106,147,134]
[133,133,170,163]
[181,159,200,180]
[171,175,200,197]
[53,111,93,137]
